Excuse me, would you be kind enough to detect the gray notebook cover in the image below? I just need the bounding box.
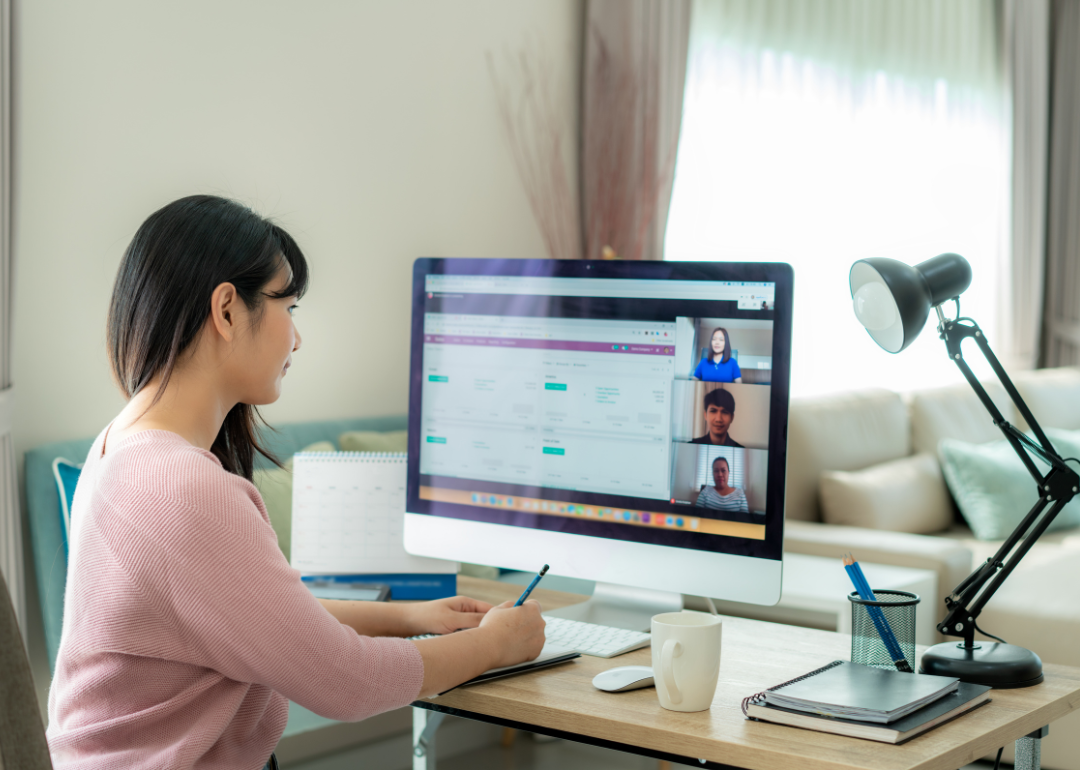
[763,660,958,721]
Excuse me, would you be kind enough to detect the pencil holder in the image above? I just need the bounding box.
[848,590,919,671]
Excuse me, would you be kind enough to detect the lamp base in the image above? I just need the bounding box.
[919,641,1044,688]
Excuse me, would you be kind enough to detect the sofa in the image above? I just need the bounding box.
[780,365,1080,769]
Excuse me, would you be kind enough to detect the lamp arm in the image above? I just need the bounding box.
[932,314,1079,646]
[939,315,1070,478]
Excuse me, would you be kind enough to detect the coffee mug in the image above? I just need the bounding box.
[651,611,722,712]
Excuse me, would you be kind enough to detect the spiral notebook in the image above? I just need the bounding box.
[290,452,457,599]
[742,660,991,744]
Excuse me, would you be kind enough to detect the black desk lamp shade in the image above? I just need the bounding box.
[849,254,972,353]
[849,253,1077,688]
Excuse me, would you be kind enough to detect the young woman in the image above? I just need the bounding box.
[692,327,742,383]
[45,195,546,770]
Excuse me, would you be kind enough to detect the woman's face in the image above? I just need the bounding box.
[711,330,725,355]
[712,460,729,489]
[227,263,302,406]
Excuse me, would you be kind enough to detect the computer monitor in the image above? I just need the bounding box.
[404,259,792,628]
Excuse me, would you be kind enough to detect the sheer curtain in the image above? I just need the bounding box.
[665,0,1008,397]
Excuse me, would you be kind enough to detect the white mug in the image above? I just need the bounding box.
[651,611,722,712]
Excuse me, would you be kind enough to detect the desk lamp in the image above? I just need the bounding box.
[849,253,1079,688]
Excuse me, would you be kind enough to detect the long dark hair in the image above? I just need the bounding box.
[708,327,732,364]
[107,195,309,480]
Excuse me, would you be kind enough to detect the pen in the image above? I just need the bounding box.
[514,564,549,607]
[843,554,913,673]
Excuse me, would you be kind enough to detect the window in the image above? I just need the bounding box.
[665,0,1007,396]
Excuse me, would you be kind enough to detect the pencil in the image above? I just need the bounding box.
[514,564,549,607]
[843,554,912,673]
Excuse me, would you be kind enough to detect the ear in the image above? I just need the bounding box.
[208,282,239,341]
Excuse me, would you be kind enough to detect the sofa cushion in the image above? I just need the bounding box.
[338,430,408,453]
[819,453,953,534]
[51,458,83,558]
[1012,366,1080,431]
[939,431,1080,540]
[910,380,1019,456]
[786,389,910,521]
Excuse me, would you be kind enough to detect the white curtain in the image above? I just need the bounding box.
[666,0,1009,396]
[0,0,17,637]
[1042,0,1080,367]
[1001,0,1050,372]
[582,0,692,261]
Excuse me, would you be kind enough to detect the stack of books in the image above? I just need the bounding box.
[742,660,992,744]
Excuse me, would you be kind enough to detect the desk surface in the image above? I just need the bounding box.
[418,577,1080,770]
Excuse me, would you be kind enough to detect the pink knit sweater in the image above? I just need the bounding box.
[46,428,425,770]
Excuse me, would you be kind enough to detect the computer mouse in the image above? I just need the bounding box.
[592,665,655,692]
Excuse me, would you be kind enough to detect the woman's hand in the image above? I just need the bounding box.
[404,595,494,637]
[409,599,546,696]
[478,600,547,668]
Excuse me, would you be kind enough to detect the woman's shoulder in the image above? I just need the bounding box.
[100,430,257,504]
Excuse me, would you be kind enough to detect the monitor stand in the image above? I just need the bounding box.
[543,581,683,632]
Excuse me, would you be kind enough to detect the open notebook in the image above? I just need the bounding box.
[409,632,580,693]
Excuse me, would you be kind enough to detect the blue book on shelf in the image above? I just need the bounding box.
[302,573,456,601]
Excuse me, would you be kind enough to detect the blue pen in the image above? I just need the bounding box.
[844,555,912,673]
[514,564,549,606]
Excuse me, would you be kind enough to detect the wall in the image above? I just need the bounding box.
[13,0,583,459]
[13,0,583,703]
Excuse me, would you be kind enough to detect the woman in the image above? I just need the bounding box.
[694,456,749,513]
[46,196,545,770]
[692,327,742,383]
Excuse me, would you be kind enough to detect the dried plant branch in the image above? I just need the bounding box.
[583,18,678,261]
[488,45,583,261]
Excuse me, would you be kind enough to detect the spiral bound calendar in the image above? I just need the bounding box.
[290,452,457,596]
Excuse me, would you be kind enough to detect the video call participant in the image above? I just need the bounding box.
[695,457,749,513]
[691,388,743,447]
[692,327,742,383]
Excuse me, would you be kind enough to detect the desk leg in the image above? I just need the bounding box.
[1015,725,1049,770]
[412,707,446,770]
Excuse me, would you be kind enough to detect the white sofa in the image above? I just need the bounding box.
[780,366,1080,769]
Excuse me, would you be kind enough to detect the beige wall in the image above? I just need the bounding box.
[12,0,583,460]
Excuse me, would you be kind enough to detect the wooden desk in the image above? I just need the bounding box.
[412,577,1080,770]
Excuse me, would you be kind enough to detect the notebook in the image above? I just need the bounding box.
[744,679,992,744]
[291,452,457,598]
[742,660,959,724]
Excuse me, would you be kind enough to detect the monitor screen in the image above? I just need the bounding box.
[404,259,792,606]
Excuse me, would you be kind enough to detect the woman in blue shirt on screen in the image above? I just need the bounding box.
[693,327,742,383]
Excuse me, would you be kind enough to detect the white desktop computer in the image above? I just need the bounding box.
[403,259,792,631]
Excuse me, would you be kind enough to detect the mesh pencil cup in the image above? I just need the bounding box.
[848,590,919,671]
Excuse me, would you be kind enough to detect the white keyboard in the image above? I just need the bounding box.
[542,615,651,658]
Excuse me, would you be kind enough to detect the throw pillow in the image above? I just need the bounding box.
[338,430,408,453]
[939,430,1080,541]
[52,458,83,557]
[253,440,335,562]
[819,453,953,534]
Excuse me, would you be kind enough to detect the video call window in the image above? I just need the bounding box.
[674,317,774,384]
[670,381,770,450]
[669,443,768,517]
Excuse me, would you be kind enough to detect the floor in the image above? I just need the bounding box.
[436,733,1001,770]
[289,723,1005,770]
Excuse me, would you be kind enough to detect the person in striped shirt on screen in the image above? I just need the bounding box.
[694,456,749,513]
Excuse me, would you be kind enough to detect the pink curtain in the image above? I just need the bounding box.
[581,0,691,261]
